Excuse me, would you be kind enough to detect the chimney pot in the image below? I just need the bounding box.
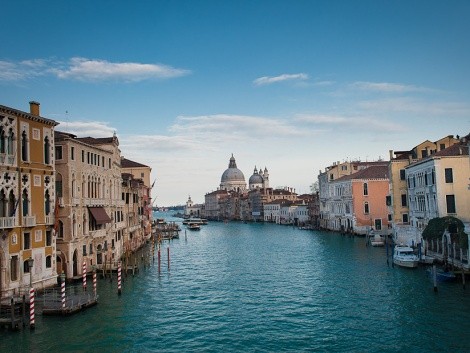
[29,101,40,116]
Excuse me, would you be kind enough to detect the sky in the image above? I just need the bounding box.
[1,1,469,206]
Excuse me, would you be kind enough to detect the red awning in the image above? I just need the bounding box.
[88,207,111,225]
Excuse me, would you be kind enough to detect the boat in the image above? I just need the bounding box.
[187,223,201,231]
[393,246,419,268]
[182,218,207,225]
[368,231,385,247]
[426,267,457,282]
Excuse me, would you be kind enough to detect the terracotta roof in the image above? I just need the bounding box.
[335,165,389,181]
[0,104,58,126]
[433,143,469,157]
[121,158,149,168]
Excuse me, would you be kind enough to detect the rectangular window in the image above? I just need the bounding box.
[424,173,428,186]
[402,214,409,223]
[23,232,31,250]
[401,194,407,207]
[83,245,87,256]
[55,146,63,160]
[445,168,453,183]
[109,158,111,169]
[374,219,382,230]
[385,195,391,206]
[364,203,369,214]
[102,156,105,167]
[446,195,456,214]
[363,183,368,196]
[71,146,75,160]
[82,150,85,162]
[440,143,445,151]
[421,149,428,158]
[11,256,18,281]
[141,172,145,178]
[400,169,406,180]
[87,152,90,164]
[46,230,52,246]
[46,256,52,268]
[387,214,392,221]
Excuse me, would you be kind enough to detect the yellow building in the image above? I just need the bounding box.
[0,102,58,298]
[387,135,459,244]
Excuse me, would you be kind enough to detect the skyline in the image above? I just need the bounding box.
[1,1,469,205]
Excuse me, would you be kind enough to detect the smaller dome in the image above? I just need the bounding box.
[249,174,264,184]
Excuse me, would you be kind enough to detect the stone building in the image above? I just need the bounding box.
[54,131,124,279]
[0,102,58,297]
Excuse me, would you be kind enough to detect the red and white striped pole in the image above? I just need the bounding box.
[61,277,66,310]
[117,261,122,295]
[93,270,97,298]
[29,287,35,329]
[82,260,87,290]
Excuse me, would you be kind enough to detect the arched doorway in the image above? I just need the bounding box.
[96,244,103,265]
[72,249,78,277]
[56,253,67,278]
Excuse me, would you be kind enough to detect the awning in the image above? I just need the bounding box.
[88,207,112,225]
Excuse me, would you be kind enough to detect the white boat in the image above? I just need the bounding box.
[369,232,385,247]
[187,223,201,231]
[393,246,419,268]
[182,218,208,225]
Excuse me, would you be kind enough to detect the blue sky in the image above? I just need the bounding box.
[1,1,469,205]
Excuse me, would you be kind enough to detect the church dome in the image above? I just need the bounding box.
[220,155,246,192]
[249,167,264,185]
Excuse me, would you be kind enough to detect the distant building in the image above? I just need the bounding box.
[184,195,203,217]
[220,155,246,192]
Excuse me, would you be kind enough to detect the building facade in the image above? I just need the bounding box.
[0,102,58,297]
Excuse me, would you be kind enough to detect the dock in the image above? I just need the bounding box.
[41,286,98,316]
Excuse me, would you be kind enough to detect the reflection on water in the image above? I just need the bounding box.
[2,213,470,352]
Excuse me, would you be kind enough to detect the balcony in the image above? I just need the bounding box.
[45,214,55,225]
[0,153,15,166]
[114,221,126,230]
[89,229,107,238]
[84,198,107,207]
[0,217,16,229]
[22,216,36,227]
[71,197,80,206]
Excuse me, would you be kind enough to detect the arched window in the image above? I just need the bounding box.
[363,183,368,196]
[21,130,28,161]
[7,129,14,155]
[8,190,16,217]
[0,189,6,217]
[57,220,64,238]
[22,189,29,216]
[45,256,52,268]
[44,136,50,164]
[0,127,5,154]
[44,190,51,215]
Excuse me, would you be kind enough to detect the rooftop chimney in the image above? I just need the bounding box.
[389,150,394,160]
[29,101,40,116]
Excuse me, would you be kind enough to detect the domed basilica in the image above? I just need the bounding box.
[220,154,269,192]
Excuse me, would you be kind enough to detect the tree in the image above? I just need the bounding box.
[422,216,468,249]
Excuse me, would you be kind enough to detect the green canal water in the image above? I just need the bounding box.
[2,213,470,352]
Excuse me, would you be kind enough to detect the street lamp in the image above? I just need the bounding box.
[27,257,34,288]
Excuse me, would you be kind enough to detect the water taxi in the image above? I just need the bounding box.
[393,246,419,268]
[187,223,201,231]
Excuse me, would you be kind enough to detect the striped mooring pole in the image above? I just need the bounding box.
[61,277,66,309]
[29,287,35,329]
[82,260,87,290]
[118,261,122,295]
[93,270,97,298]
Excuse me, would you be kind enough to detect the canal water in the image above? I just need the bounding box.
[2,213,470,352]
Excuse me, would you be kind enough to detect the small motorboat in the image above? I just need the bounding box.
[393,246,419,268]
[427,267,457,282]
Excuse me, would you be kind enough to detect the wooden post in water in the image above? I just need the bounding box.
[109,256,113,283]
[10,298,15,330]
[167,247,170,270]
[158,247,161,274]
[433,264,438,292]
[22,294,26,327]
[462,270,466,290]
[386,236,389,267]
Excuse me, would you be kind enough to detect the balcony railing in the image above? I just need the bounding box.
[114,221,126,230]
[71,197,80,206]
[45,215,55,225]
[89,229,106,238]
[0,153,15,165]
[22,216,36,227]
[0,217,16,229]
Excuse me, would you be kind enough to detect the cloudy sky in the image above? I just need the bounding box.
[1,1,469,205]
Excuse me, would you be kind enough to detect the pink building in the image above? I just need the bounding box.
[328,165,390,235]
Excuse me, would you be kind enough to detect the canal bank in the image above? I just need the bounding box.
[2,217,470,352]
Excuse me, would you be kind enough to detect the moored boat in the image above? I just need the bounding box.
[426,267,457,282]
[187,223,201,231]
[393,246,419,268]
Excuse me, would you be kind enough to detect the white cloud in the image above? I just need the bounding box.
[350,81,430,93]
[0,57,190,82]
[53,57,190,82]
[295,114,405,132]
[56,120,116,137]
[253,73,309,86]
